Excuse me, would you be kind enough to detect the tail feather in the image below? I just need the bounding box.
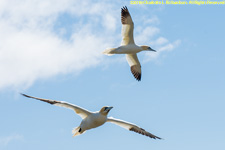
[102,48,116,56]
[72,127,81,137]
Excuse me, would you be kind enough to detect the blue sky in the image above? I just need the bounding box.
[0,0,225,150]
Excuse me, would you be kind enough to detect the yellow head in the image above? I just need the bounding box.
[99,106,113,115]
[141,45,156,52]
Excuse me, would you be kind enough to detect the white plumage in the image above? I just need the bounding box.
[103,6,156,81]
[22,93,161,139]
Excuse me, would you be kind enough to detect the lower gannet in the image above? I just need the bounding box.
[103,6,156,81]
[21,93,161,139]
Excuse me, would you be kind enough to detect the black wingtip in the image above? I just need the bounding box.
[121,6,128,11]
[123,6,127,9]
[21,93,29,98]
[152,135,163,140]
[136,76,141,81]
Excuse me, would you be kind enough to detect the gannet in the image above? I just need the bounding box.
[21,93,161,139]
[103,6,156,81]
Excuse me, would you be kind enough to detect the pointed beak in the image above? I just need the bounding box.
[107,106,113,112]
[148,47,156,52]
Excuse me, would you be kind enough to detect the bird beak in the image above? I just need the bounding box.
[107,107,113,111]
[149,48,156,52]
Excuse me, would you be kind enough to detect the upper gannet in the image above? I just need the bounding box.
[103,6,156,81]
[21,93,161,139]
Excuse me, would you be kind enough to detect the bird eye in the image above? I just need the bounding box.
[104,107,108,111]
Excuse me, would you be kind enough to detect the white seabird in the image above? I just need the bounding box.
[103,6,156,81]
[21,93,161,139]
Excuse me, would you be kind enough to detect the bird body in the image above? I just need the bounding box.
[105,44,142,55]
[103,6,156,81]
[21,93,161,139]
[79,112,107,131]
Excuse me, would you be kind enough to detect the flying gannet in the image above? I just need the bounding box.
[21,93,161,139]
[103,6,156,81]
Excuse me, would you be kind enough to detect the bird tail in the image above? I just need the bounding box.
[72,127,82,137]
[102,48,116,56]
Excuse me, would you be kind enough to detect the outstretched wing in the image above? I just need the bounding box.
[126,54,141,81]
[121,6,134,45]
[107,117,161,139]
[21,93,91,119]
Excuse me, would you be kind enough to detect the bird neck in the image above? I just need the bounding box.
[99,108,108,116]
[99,111,108,116]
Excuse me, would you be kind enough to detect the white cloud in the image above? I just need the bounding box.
[102,13,117,31]
[143,16,160,25]
[0,1,180,90]
[133,16,181,63]
[144,39,181,62]
[0,134,24,146]
[153,37,169,45]
[135,26,160,44]
[0,0,118,90]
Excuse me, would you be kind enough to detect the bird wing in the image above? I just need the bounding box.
[21,93,91,119]
[107,117,161,139]
[126,54,141,81]
[121,6,134,45]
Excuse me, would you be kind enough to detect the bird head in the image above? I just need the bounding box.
[100,106,113,115]
[141,45,156,52]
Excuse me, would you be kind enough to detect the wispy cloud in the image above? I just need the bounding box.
[134,16,181,63]
[0,1,180,91]
[144,39,181,62]
[0,0,118,90]
[0,134,24,146]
